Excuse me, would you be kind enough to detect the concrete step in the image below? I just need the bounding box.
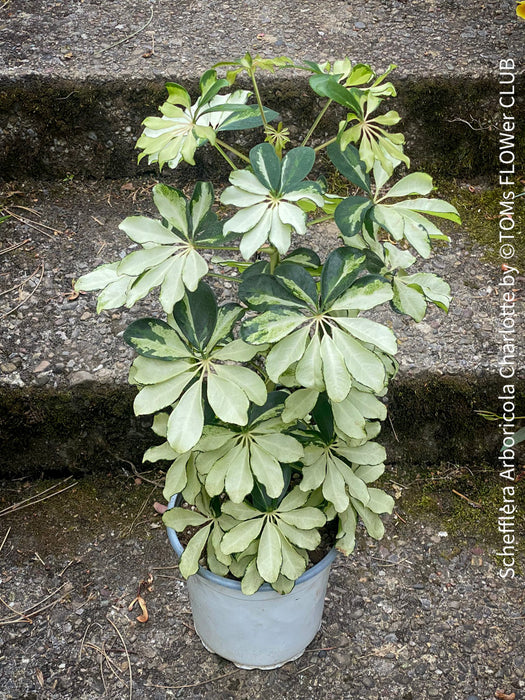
[0,0,524,179]
[0,177,523,476]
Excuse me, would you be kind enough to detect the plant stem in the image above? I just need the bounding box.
[309,214,333,226]
[193,245,241,251]
[301,99,333,147]
[313,136,338,152]
[249,70,268,127]
[206,272,241,283]
[268,246,280,274]
[214,142,237,170]
[215,138,250,164]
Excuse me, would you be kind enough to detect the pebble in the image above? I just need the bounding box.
[69,370,95,385]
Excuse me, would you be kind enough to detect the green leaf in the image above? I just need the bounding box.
[188,181,214,235]
[172,282,218,349]
[205,443,241,496]
[153,184,189,237]
[280,147,316,192]
[309,73,362,114]
[165,82,191,108]
[274,262,318,307]
[218,105,280,132]
[143,440,178,463]
[257,521,282,583]
[367,487,395,514]
[399,197,461,222]
[320,334,352,402]
[332,455,369,505]
[249,443,285,499]
[241,558,265,595]
[392,277,427,321]
[295,333,325,391]
[329,275,393,312]
[334,196,373,240]
[278,486,309,512]
[211,337,262,362]
[207,373,250,425]
[162,453,192,499]
[162,506,209,531]
[225,443,254,502]
[326,142,371,193]
[385,172,433,198]
[241,309,307,345]
[320,247,367,307]
[351,498,384,539]
[279,532,307,581]
[347,388,387,420]
[178,524,212,578]
[282,387,319,422]
[239,274,307,311]
[282,247,321,269]
[167,380,204,452]
[119,216,180,245]
[75,262,120,293]
[133,369,195,416]
[331,328,386,392]
[131,356,193,384]
[118,246,175,276]
[334,317,397,355]
[278,506,325,529]
[354,463,385,482]
[277,520,320,549]
[332,395,367,439]
[311,392,334,443]
[253,433,303,463]
[124,318,192,360]
[266,325,310,382]
[337,441,386,466]
[205,304,245,350]
[215,364,266,405]
[249,143,281,192]
[323,459,349,512]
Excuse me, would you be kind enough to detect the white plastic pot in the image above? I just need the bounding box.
[166,496,337,669]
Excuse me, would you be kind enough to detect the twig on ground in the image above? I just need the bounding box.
[95,7,154,56]
[388,414,399,442]
[452,489,482,509]
[370,556,412,567]
[120,485,157,538]
[0,238,31,256]
[0,477,77,517]
[0,582,72,625]
[146,668,239,690]
[2,208,61,238]
[0,527,11,555]
[0,262,45,319]
[107,616,133,700]
[0,263,42,297]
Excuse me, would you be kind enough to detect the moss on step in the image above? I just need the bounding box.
[392,462,525,571]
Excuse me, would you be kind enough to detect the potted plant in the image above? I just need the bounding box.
[75,54,459,669]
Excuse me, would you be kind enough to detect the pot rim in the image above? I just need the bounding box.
[166,494,337,592]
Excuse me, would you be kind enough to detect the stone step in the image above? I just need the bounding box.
[0,0,523,179]
[0,177,522,476]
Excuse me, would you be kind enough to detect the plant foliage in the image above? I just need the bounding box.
[76,54,459,594]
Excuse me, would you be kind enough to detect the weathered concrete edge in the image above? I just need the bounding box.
[0,373,519,478]
[1,73,523,180]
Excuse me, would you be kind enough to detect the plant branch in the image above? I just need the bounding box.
[309,214,333,226]
[301,99,333,147]
[206,272,241,283]
[249,70,268,127]
[214,142,237,170]
[313,136,338,153]
[215,138,250,163]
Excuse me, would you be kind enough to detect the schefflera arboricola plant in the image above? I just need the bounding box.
[75,55,460,595]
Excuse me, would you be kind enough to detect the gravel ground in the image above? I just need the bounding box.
[1,176,523,392]
[0,472,523,700]
[0,0,522,80]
